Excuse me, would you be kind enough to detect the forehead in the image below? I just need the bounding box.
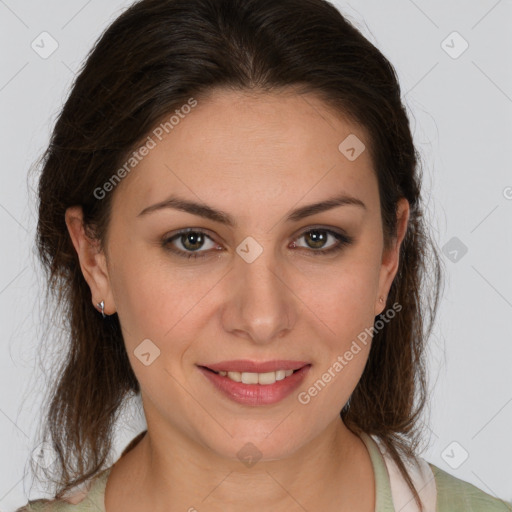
[111,88,378,220]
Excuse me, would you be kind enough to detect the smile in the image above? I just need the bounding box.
[206,367,298,385]
[197,363,312,406]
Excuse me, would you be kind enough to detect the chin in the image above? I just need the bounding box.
[203,427,310,465]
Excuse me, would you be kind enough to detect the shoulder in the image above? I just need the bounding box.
[15,435,142,512]
[14,467,112,512]
[429,462,512,511]
[13,498,81,511]
[14,495,98,512]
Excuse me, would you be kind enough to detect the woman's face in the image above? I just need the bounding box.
[84,88,408,462]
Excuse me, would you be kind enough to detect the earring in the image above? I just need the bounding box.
[379,296,384,303]
[96,300,106,318]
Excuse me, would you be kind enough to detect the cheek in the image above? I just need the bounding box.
[107,242,174,342]
[301,254,381,332]
[108,244,219,353]
[301,249,381,390]
[297,339,371,418]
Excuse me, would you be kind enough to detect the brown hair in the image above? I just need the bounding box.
[22,0,443,509]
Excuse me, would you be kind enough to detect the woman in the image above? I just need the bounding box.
[16,0,511,511]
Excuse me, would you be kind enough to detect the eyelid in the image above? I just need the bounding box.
[290,223,351,240]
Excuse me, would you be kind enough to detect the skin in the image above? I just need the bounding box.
[65,87,409,512]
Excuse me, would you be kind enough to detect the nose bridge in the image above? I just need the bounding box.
[226,237,295,342]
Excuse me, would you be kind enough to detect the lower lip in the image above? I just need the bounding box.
[197,365,311,406]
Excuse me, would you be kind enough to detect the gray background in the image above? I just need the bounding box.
[1,0,511,509]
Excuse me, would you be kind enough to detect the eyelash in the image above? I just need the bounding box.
[161,227,353,260]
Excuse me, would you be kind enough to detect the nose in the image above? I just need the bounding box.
[220,244,297,345]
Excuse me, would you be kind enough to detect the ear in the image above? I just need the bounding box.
[375,197,410,316]
[64,206,116,316]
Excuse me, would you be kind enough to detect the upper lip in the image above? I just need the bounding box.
[200,360,310,373]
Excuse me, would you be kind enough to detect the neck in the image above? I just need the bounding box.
[106,417,375,512]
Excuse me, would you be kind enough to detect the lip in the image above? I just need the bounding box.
[200,359,310,373]
[197,363,312,406]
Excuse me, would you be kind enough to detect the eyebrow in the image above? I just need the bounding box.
[137,193,366,227]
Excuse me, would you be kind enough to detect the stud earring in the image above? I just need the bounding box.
[379,296,384,303]
[96,300,106,318]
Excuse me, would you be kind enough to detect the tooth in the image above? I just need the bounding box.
[241,372,259,384]
[275,370,286,381]
[258,371,277,385]
[220,369,297,384]
[227,371,242,382]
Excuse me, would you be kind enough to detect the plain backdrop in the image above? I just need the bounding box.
[1,0,511,510]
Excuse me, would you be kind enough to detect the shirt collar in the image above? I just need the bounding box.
[358,431,396,512]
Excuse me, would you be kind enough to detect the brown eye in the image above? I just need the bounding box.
[293,228,353,255]
[303,229,330,249]
[162,229,219,259]
[180,231,206,251]
[162,226,353,261]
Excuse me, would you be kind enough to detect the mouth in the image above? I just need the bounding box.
[199,365,306,385]
[197,362,312,406]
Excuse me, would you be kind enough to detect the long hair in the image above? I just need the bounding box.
[23,0,443,510]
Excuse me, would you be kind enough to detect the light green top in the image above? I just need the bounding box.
[17,432,512,511]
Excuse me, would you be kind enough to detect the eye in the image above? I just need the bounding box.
[161,227,353,260]
[291,228,353,256]
[162,228,220,259]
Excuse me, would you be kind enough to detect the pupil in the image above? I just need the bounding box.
[307,230,326,249]
[183,232,203,251]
